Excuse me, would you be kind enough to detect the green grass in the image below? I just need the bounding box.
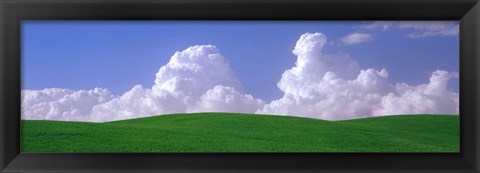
[21,113,459,152]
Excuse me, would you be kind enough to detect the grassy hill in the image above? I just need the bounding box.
[21,113,459,152]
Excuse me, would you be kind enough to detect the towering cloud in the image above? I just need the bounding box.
[258,32,459,120]
[152,45,243,98]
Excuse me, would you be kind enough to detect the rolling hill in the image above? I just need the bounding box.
[21,113,459,152]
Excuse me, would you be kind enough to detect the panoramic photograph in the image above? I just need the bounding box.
[21,21,459,152]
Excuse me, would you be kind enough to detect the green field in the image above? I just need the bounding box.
[21,113,459,152]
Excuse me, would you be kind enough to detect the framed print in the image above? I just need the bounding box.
[1,0,479,172]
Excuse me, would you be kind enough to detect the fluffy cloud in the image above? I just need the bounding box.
[258,32,458,120]
[21,88,115,121]
[339,32,373,45]
[22,45,264,122]
[190,85,264,113]
[22,32,458,122]
[152,45,243,98]
[377,71,459,115]
[360,21,459,38]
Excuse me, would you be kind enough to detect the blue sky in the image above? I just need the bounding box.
[22,21,459,103]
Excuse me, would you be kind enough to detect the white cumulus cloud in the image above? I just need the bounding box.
[258,32,459,120]
[22,32,458,122]
[190,85,265,113]
[21,88,115,121]
[22,45,264,122]
[377,71,459,115]
[339,32,373,45]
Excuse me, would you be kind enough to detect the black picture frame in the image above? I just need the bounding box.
[1,0,479,172]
